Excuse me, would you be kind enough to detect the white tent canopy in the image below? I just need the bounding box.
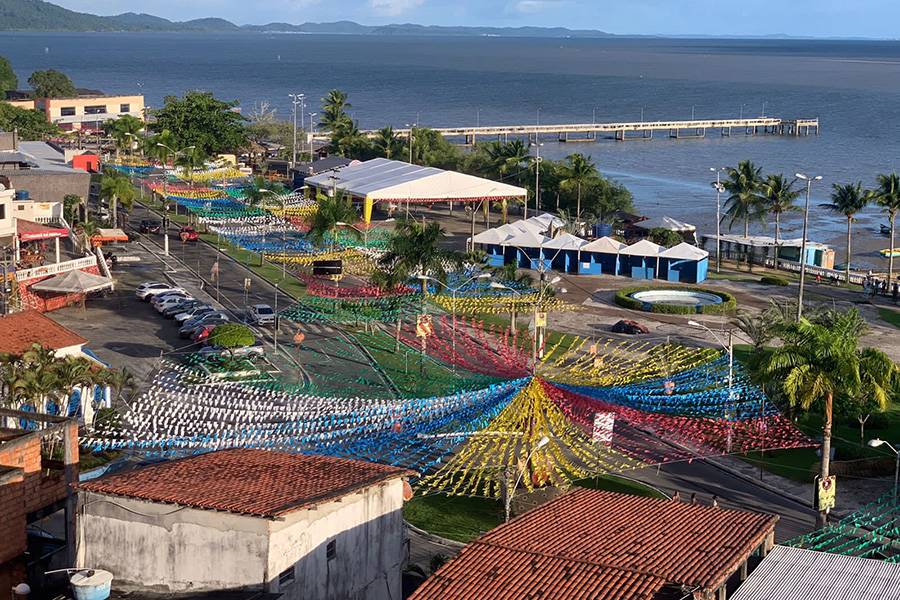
[526,213,565,231]
[660,242,709,261]
[471,228,513,245]
[634,216,696,232]
[503,230,551,249]
[619,239,664,256]
[305,157,527,202]
[582,236,627,254]
[31,269,113,294]
[542,233,588,251]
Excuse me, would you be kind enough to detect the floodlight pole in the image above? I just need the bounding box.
[795,173,822,321]
[710,168,726,274]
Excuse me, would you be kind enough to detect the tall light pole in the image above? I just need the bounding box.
[868,439,899,500]
[710,167,727,274]
[288,94,303,168]
[405,122,417,164]
[505,435,549,522]
[156,143,194,257]
[531,142,543,219]
[307,112,317,162]
[273,282,280,353]
[688,320,735,451]
[795,172,822,321]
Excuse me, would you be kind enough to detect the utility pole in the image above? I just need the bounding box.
[289,93,303,168]
[710,167,726,274]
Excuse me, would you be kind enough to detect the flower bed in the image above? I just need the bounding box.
[614,286,736,315]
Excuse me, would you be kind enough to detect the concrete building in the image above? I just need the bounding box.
[77,449,414,600]
[0,409,79,596]
[0,133,91,206]
[7,93,144,132]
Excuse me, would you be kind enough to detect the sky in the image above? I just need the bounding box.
[50,0,900,38]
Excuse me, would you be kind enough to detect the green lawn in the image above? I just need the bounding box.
[404,476,664,543]
[878,307,900,329]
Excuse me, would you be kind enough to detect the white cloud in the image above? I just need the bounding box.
[370,0,425,16]
[514,0,566,14]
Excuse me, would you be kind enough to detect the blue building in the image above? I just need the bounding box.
[579,236,628,275]
[659,242,710,283]
[619,239,664,280]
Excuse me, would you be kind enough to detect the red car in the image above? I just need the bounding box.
[191,324,215,343]
[611,319,649,335]
[179,226,200,242]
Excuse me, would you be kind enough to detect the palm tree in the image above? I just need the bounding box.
[722,160,766,237]
[821,182,870,284]
[76,220,99,251]
[319,89,352,132]
[764,308,895,528]
[373,219,461,292]
[333,120,369,158]
[104,114,143,162]
[559,153,597,226]
[306,194,360,250]
[373,126,403,160]
[145,129,177,166]
[759,174,800,269]
[243,176,285,208]
[875,172,900,282]
[175,146,206,187]
[104,366,136,407]
[99,171,135,227]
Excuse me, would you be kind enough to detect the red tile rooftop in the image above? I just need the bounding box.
[78,449,414,518]
[411,488,777,600]
[0,309,87,355]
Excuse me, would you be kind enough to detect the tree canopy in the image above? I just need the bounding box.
[0,102,58,140]
[0,56,17,97]
[27,69,76,98]
[151,91,248,155]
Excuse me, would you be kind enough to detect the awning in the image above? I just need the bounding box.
[17,219,69,242]
[31,270,113,294]
[634,216,696,232]
[92,228,129,242]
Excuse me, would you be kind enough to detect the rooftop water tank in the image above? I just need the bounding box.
[69,569,113,600]
[14,190,29,201]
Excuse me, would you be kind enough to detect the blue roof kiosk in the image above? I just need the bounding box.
[619,239,664,280]
[471,227,511,267]
[659,243,710,283]
[542,233,589,274]
[503,230,552,271]
[580,236,628,275]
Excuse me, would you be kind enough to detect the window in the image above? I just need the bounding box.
[84,105,106,115]
[119,103,130,113]
[326,540,336,561]
[17,205,24,211]
[277,566,295,587]
[0,205,5,220]
[60,106,76,117]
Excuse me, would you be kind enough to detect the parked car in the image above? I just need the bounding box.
[151,290,190,305]
[191,324,216,343]
[611,319,649,335]
[154,295,196,313]
[179,226,200,242]
[136,283,183,301]
[174,305,216,323]
[179,313,229,338]
[139,219,162,234]
[247,304,276,326]
[198,343,265,358]
[162,299,205,318]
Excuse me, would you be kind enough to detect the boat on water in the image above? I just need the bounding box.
[880,248,900,257]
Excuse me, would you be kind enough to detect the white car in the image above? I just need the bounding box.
[198,343,265,358]
[151,290,190,307]
[154,295,195,313]
[135,283,181,301]
[174,305,215,323]
[247,304,276,326]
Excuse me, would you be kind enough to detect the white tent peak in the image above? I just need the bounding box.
[542,232,588,250]
[620,239,664,256]
[660,242,709,260]
[582,236,627,253]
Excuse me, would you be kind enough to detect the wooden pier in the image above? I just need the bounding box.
[323,117,820,144]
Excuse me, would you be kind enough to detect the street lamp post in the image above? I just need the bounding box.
[289,93,304,168]
[405,122,417,164]
[531,142,543,219]
[156,143,195,257]
[307,112,317,161]
[688,320,735,448]
[868,439,899,500]
[710,167,727,274]
[505,435,549,522]
[492,273,560,373]
[274,282,280,353]
[795,173,823,320]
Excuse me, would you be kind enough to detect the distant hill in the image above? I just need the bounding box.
[0,0,614,37]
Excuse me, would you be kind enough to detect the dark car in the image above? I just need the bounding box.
[139,219,162,234]
[611,319,649,335]
[179,226,200,242]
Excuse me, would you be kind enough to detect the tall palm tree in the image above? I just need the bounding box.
[722,160,766,237]
[875,172,900,282]
[821,182,870,284]
[559,153,597,225]
[764,308,894,528]
[306,194,360,250]
[759,174,801,269]
[373,219,461,292]
[243,176,285,208]
[175,146,207,187]
[319,89,352,132]
[333,120,369,158]
[99,171,135,227]
[373,126,403,160]
[104,114,143,162]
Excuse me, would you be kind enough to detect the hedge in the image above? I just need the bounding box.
[614,286,737,315]
[760,275,790,287]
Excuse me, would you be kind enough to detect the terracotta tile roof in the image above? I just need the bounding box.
[411,489,777,600]
[78,449,414,518]
[0,310,87,355]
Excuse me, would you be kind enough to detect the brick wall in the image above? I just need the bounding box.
[17,265,101,312]
[0,472,26,564]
